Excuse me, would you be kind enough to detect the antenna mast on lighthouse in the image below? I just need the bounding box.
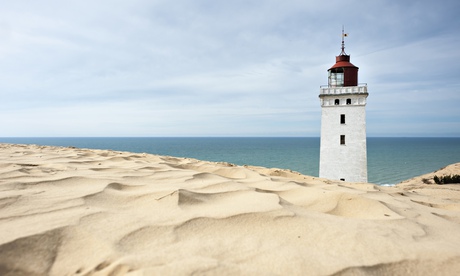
[340,25,348,55]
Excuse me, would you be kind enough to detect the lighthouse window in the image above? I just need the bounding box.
[334,99,340,105]
[346,98,351,105]
[328,68,344,87]
[340,135,346,145]
[340,114,345,124]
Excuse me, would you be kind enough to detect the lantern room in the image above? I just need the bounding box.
[328,54,358,87]
[327,28,359,87]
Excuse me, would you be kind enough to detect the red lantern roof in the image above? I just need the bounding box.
[329,54,358,70]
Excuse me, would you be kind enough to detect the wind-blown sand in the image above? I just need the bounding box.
[1,143,460,275]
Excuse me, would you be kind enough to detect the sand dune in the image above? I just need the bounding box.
[1,143,460,275]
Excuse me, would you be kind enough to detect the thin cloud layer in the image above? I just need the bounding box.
[1,0,459,137]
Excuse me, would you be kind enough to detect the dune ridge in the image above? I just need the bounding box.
[1,143,460,275]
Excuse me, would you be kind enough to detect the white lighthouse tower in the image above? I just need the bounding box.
[319,30,368,183]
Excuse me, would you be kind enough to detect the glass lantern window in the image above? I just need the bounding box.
[328,68,344,87]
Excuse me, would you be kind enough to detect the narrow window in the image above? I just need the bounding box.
[340,135,345,145]
[340,114,345,124]
[334,99,340,105]
[340,178,345,181]
[346,98,351,105]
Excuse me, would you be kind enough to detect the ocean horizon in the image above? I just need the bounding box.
[1,137,459,185]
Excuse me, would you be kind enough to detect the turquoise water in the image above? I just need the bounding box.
[1,137,459,185]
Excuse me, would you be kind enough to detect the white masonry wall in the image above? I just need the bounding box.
[319,86,368,183]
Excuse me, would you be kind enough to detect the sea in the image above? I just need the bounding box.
[1,137,459,185]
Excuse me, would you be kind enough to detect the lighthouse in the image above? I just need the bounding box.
[319,29,368,183]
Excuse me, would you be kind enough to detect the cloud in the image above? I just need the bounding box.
[0,0,459,137]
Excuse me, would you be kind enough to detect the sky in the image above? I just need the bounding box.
[1,0,459,137]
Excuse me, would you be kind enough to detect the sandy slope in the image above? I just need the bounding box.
[1,143,460,275]
[399,162,460,186]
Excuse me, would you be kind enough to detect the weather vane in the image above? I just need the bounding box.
[341,25,348,55]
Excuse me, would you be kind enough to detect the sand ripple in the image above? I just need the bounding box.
[1,143,460,275]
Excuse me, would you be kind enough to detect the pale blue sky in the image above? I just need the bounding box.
[1,0,459,137]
